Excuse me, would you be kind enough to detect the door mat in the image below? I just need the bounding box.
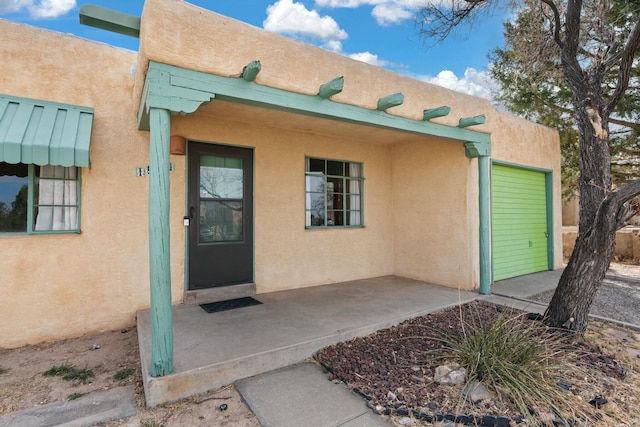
[200,297,262,313]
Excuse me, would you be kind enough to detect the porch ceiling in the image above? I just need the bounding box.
[193,99,426,146]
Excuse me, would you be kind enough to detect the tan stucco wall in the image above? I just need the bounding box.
[391,140,480,288]
[171,113,396,293]
[0,0,561,347]
[0,20,186,348]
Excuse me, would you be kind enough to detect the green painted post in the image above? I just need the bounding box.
[478,155,491,294]
[148,107,173,376]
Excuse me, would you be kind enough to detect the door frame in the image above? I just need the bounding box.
[183,140,255,294]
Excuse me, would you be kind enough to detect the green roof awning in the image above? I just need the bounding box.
[0,95,94,167]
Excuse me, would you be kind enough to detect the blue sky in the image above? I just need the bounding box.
[0,0,505,98]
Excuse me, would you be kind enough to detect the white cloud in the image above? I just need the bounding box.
[420,67,497,99]
[315,0,434,26]
[29,0,75,18]
[348,51,390,66]
[264,0,348,48]
[371,3,413,25]
[0,0,29,14]
[0,0,75,18]
[264,0,400,65]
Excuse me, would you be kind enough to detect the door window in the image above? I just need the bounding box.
[199,155,243,242]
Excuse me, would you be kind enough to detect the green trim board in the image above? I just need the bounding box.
[0,94,94,168]
[138,62,491,149]
[79,4,141,38]
[491,163,552,281]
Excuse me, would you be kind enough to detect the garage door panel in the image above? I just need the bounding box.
[492,164,549,281]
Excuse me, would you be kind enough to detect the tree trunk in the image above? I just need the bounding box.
[544,100,614,333]
[544,215,616,332]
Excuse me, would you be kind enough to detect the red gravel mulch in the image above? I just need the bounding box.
[314,301,639,426]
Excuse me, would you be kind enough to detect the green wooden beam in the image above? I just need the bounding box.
[478,155,491,294]
[377,93,404,111]
[148,107,173,377]
[241,61,261,82]
[318,76,344,99]
[79,4,140,38]
[138,62,490,146]
[423,106,451,121]
[459,115,486,128]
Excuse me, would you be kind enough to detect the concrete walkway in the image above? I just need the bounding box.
[0,386,136,427]
[137,276,478,407]
[237,362,392,427]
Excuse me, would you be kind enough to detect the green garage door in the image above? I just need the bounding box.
[492,164,549,281]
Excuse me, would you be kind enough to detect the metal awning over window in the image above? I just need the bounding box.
[0,95,94,167]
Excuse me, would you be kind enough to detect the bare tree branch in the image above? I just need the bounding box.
[561,0,588,93]
[606,19,640,113]
[611,177,640,207]
[609,117,640,130]
[540,0,564,47]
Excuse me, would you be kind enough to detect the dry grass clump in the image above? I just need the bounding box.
[433,306,585,426]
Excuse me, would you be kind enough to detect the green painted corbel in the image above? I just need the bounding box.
[79,4,140,38]
[423,106,451,121]
[377,93,404,111]
[318,76,344,99]
[459,115,486,128]
[241,61,261,82]
[464,141,491,158]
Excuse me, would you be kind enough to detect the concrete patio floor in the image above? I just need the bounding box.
[137,275,478,407]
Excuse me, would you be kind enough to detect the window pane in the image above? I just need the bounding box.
[327,176,343,193]
[34,206,78,231]
[347,194,361,210]
[308,158,325,173]
[199,200,243,242]
[34,166,79,231]
[327,160,343,176]
[200,155,243,199]
[0,162,28,232]
[347,210,361,226]
[306,174,324,193]
[307,192,325,221]
[327,210,343,226]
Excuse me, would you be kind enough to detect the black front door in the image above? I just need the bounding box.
[188,142,253,289]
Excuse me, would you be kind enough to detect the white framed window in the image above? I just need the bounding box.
[0,162,80,233]
[305,157,363,228]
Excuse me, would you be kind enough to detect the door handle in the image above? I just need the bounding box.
[189,206,195,219]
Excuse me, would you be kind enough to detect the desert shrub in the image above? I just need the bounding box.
[436,306,581,425]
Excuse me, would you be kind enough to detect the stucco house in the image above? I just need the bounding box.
[0,0,561,380]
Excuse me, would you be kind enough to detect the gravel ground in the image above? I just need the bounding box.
[314,301,640,426]
[528,270,640,326]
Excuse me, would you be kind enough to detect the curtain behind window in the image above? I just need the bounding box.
[35,166,78,231]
